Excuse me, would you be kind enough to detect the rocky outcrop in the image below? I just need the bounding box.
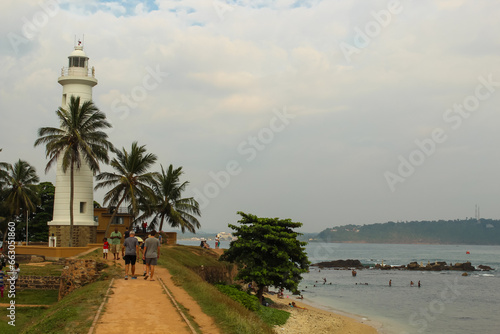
[450,262,475,271]
[478,265,493,271]
[311,259,364,269]
[405,261,481,271]
[312,259,493,272]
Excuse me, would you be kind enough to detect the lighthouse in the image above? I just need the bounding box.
[48,43,98,247]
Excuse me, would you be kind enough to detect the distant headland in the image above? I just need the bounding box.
[312,218,500,245]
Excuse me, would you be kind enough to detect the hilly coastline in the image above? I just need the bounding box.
[314,218,500,245]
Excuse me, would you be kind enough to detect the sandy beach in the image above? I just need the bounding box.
[266,293,379,334]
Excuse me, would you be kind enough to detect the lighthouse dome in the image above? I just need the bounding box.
[70,45,87,58]
[68,45,89,68]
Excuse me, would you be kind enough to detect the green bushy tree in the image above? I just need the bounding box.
[220,212,310,303]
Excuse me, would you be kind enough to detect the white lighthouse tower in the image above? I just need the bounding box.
[48,43,98,247]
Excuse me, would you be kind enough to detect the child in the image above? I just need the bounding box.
[103,238,110,259]
[0,264,4,298]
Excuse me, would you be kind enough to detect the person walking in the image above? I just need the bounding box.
[122,231,140,280]
[142,221,147,234]
[109,227,122,260]
[140,241,148,277]
[143,231,161,281]
[124,227,130,239]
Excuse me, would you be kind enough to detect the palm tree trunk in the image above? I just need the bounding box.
[25,209,29,246]
[256,285,265,304]
[2,215,14,255]
[1,225,8,255]
[159,215,165,233]
[69,161,74,247]
[103,194,127,237]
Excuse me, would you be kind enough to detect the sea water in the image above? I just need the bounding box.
[302,243,500,334]
[178,240,500,333]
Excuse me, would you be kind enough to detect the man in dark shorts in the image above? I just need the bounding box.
[122,231,139,280]
[143,230,161,281]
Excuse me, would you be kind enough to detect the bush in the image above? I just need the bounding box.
[214,284,290,326]
[215,284,260,311]
[257,306,290,326]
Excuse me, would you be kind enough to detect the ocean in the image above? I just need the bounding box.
[178,240,500,334]
[301,243,499,334]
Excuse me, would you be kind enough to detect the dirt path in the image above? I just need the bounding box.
[94,259,219,334]
[155,266,220,334]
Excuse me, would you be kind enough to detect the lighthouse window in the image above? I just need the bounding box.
[80,202,86,213]
[69,57,85,68]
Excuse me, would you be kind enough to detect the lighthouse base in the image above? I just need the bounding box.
[49,225,97,247]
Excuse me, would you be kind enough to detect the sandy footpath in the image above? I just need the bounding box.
[94,270,190,334]
[94,259,220,334]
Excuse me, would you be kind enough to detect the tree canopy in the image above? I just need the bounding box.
[94,141,157,236]
[1,159,40,217]
[220,212,309,302]
[0,160,40,247]
[35,95,113,246]
[29,182,55,242]
[144,164,201,233]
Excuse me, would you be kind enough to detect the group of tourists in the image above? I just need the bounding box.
[199,236,221,249]
[103,226,162,281]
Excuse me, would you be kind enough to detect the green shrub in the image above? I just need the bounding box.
[215,284,260,311]
[257,306,290,326]
[215,285,291,326]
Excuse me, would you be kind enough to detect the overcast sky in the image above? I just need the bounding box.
[1,0,500,233]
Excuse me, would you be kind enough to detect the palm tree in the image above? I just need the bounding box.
[146,164,201,233]
[34,95,113,246]
[94,142,158,236]
[1,160,40,245]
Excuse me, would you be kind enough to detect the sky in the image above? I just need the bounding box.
[1,0,500,234]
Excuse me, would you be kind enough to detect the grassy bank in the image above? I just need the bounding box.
[0,307,47,334]
[159,244,288,334]
[21,279,111,334]
[21,262,64,276]
[0,290,59,334]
